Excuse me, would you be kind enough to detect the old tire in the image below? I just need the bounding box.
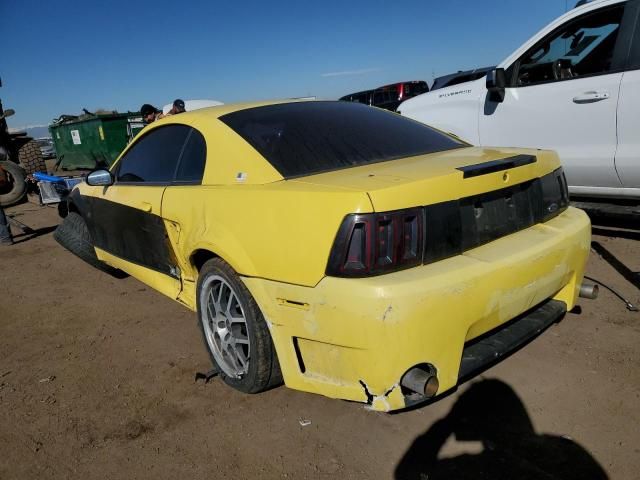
[54,212,124,277]
[18,139,47,175]
[197,258,282,393]
[0,161,27,207]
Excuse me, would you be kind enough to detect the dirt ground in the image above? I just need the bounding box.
[1,199,639,480]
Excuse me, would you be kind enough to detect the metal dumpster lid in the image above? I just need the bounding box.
[50,110,140,127]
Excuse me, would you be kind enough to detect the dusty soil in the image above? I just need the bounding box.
[1,200,639,479]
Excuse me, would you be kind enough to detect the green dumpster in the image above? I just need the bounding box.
[49,111,145,169]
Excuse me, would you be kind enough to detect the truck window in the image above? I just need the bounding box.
[510,4,624,86]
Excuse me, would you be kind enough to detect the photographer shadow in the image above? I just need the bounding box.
[395,379,607,480]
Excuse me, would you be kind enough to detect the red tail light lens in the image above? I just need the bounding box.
[346,222,368,270]
[326,208,423,277]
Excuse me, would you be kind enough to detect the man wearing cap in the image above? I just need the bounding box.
[168,99,186,115]
[140,104,164,124]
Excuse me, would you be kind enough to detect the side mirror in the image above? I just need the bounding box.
[486,68,506,103]
[86,169,113,186]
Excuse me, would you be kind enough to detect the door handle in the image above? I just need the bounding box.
[572,91,610,104]
[139,201,153,212]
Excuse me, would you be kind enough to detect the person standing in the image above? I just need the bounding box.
[0,164,14,245]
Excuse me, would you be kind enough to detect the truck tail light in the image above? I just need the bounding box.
[326,208,423,277]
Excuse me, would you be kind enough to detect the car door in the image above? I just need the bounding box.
[479,2,631,192]
[615,1,640,189]
[82,124,191,298]
[159,127,208,307]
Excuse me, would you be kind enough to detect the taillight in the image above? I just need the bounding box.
[540,167,569,221]
[326,208,423,277]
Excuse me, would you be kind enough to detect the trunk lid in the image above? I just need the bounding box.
[291,146,560,212]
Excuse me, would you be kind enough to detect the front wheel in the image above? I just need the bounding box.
[197,258,282,393]
[54,211,125,277]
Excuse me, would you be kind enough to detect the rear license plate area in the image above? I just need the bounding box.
[460,181,536,250]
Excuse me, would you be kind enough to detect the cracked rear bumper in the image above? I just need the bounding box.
[243,207,591,411]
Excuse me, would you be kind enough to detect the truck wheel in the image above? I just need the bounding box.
[0,161,27,207]
[54,212,125,277]
[18,139,47,175]
[197,258,283,393]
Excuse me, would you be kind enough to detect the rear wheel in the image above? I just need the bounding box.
[18,139,47,175]
[54,211,124,277]
[0,161,27,207]
[197,258,282,393]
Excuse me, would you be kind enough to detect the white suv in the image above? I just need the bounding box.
[399,0,640,201]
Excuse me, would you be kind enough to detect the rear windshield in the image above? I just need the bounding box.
[219,101,464,178]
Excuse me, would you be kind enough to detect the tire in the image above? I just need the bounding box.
[197,258,282,393]
[18,139,47,175]
[54,211,124,277]
[0,161,27,207]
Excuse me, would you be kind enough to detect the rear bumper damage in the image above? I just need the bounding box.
[243,207,591,411]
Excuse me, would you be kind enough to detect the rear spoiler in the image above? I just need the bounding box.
[457,154,536,178]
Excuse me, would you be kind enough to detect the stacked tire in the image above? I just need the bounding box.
[18,139,47,175]
[0,139,47,207]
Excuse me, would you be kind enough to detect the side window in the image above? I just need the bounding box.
[355,92,371,104]
[628,3,640,70]
[115,125,190,183]
[510,5,625,86]
[174,129,207,183]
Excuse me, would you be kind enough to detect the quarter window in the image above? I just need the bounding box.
[174,129,207,183]
[510,5,624,86]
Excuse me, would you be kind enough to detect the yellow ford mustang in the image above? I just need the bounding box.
[55,100,591,411]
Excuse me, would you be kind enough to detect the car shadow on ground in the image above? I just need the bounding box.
[580,207,640,232]
[394,379,608,480]
[591,241,640,290]
[10,225,57,244]
[592,227,640,242]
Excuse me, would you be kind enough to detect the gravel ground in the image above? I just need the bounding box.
[1,200,638,479]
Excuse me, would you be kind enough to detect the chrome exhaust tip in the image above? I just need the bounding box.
[401,365,439,398]
[579,282,599,300]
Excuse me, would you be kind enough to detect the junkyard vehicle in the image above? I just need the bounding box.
[36,137,56,159]
[0,77,47,207]
[399,0,640,202]
[339,81,429,111]
[55,100,591,411]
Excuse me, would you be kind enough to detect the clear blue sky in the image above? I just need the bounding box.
[2,0,570,128]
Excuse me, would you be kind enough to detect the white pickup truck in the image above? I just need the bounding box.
[399,0,640,201]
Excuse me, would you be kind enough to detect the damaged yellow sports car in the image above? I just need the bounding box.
[55,100,591,411]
